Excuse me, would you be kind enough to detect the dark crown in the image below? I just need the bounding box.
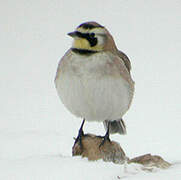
[78,23,104,29]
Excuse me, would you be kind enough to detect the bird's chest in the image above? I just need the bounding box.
[62,54,111,100]
[56,53,130,121]
[67,53,111,80]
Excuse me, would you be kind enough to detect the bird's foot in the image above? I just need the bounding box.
[99,125,110,148]
[74,119,85,149]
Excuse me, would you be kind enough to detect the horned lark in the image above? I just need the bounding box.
[55,22,134,145]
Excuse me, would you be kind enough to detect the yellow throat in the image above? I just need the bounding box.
[73,38,103,51]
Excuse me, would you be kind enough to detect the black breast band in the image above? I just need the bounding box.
[71,48,98,55]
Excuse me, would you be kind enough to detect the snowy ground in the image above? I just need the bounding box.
[1,0,181,179]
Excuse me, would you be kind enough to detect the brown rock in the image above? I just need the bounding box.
[72,133,171,169]
[128,154,171,169]
[72,133,127,164]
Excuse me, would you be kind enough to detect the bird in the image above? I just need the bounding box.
[55,21,134,146]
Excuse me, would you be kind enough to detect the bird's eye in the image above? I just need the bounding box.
[90,33,95,38]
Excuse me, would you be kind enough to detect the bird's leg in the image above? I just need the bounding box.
[99,121,111,148]
[74,119,85,149]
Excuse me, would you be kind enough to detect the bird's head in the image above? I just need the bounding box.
[68,22,117,53]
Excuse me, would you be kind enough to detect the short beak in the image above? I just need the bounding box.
[67,31,78,38]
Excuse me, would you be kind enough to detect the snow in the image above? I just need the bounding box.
[0,0,181,179]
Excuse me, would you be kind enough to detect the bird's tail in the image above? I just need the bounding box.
[103,119,127,135]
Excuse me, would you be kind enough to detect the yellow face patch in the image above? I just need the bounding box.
[71,26,106,51]
[72,38,103,51]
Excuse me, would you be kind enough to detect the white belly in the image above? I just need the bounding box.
[55,53,132,122]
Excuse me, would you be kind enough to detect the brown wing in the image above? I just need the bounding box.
[112,54,135,108]
[117,50,131,73]
[113,54,134,87]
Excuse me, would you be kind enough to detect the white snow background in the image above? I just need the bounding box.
[0,0,181,179]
